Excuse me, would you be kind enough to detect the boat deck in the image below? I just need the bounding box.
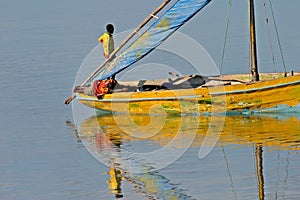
[74,72,299,96]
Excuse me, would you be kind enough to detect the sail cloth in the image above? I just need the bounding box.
[89,0,212,83]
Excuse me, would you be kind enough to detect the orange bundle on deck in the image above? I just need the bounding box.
[93,79,117,99]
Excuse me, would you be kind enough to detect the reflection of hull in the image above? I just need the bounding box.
[77,74,300,114]
[80,114,300,150]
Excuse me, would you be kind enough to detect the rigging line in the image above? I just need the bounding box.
[268,0,287,73]
[282,151,290,200]
[274,151,281,200]
[220,0,233,74]
[263,1,277,73]
[220,142,238,200]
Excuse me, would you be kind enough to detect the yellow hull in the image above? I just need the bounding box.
[76,74,300,114]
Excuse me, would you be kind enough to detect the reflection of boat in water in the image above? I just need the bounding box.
[81,114,300,150]
[76,114,300,199]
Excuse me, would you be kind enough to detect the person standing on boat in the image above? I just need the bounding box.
[98,24,115,59]
[95,24,117,99]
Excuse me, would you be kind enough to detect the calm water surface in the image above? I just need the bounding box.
[1,0,300,199]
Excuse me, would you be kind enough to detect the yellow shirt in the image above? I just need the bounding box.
[98,32,114,58]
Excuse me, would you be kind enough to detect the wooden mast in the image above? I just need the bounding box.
[249,0,259,81]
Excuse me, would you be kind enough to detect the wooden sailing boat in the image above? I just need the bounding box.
[65,0,300,115]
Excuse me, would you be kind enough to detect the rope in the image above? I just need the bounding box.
[221,143,238,200]
[282,151,290,199]
[263,1,277,73]
[268,0,287,73]
[220,0,233,74]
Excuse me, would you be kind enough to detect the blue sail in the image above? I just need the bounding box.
[90,0,212,82]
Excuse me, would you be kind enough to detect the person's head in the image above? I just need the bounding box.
[106,24,114,34]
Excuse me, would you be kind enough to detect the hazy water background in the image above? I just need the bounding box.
[1,0,300,199]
